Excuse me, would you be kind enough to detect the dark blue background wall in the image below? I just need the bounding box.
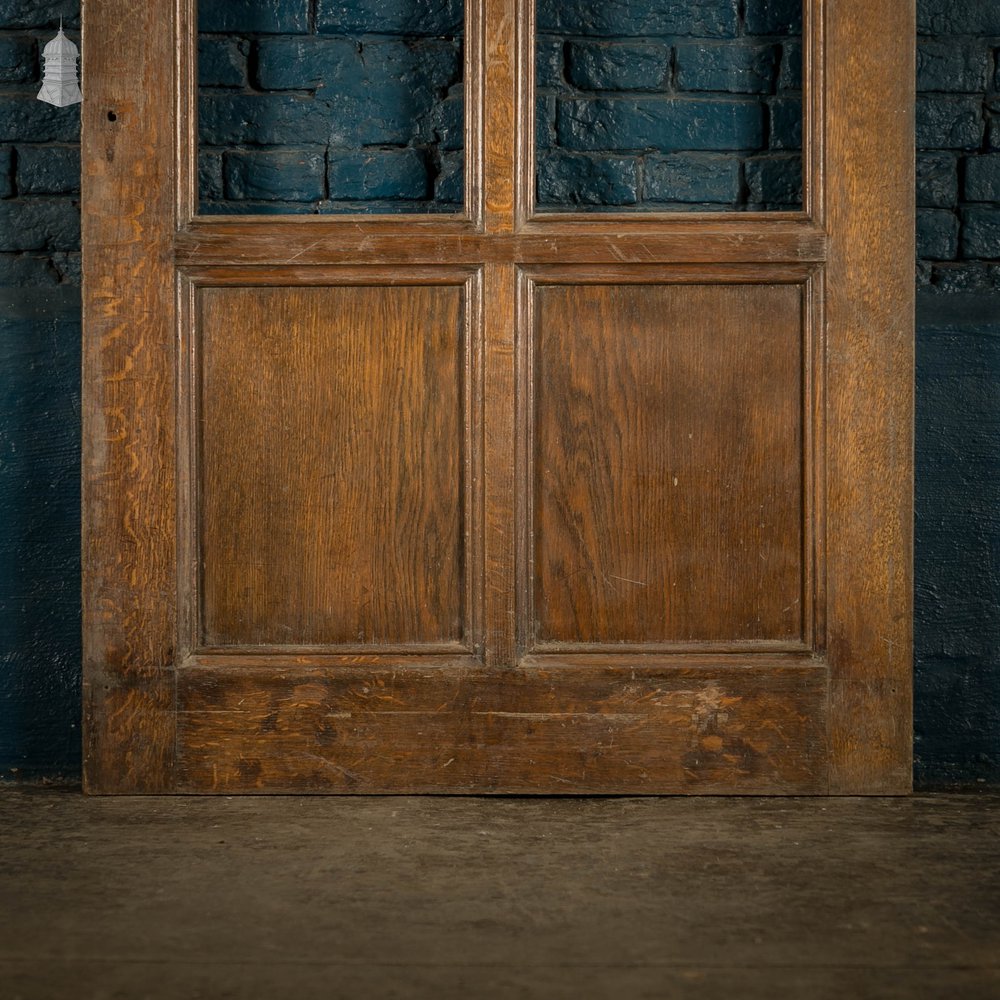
[1,0,998,786]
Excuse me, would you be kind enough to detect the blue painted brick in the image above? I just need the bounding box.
[645,153,740,203]
[916,153,958,207]
[537,95,556,151]
[918,0,1000,35]
[0,1,79,29]
[0,199,79,251]
[328,149,429,200]
[435,152,463,204]
[255,39,459,147]
[989,113,1000,152]
[225,149,326,202]
[745,154,802,205]
[916,96,985,150]
[15,145,79,195]
[0,146,11,199]
[536,40,565,89]
[0,35,36,84]
[962,208,1000,259]
[0,96,79,143]
[567,42,670,91]
[675,43,778,94]
[202,200,317,216]
[744,0,802,35]
[199,152,225,202]
[778,42,802,90]
[537,0,739,38]
[198,0,309,34]
[917,208,960,260]
[317,0,463,36]
[769,97,803,150]
[556,98,764,153]
[966,154,1000,202]
[420,94,464,152]
[917,41,990,93]
[199,94,330,146]
[537,151,638,205]
[198,38,247,88]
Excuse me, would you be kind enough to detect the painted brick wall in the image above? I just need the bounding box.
[0,0,998,785]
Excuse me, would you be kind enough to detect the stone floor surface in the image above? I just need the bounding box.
[1,790,998,999]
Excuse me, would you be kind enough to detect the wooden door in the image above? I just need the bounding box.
[82,1,914,793]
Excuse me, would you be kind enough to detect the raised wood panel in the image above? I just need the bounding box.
[192,282,471,650]
[526,279,807,649]
[176,659,829,794]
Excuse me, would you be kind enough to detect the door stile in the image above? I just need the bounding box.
[82,0,180,792]
[824,0,915,793]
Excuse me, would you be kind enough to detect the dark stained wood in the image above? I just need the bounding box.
[174,223,829,269]
[526,280,807,648]
[81,0,178,792]
[176,659,829,793]
[83,0,913,794]
[193,283,470,650]
[824,0,915,793]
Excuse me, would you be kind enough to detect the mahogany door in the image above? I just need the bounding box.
[82,0,914,793]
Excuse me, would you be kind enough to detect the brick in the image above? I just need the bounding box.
[199,94,329,146]
[15,145,79,195]
[769,97,803,150]
[434,152,463,204]
[916,96,984,150]
[744,0,802,35]
[567,42,670,92]
[198,0,308,34]
[254,39,460,147]
[419,94,464,152]
[49,250,79,284]
[0,35,36,84]
[916,208,959,260]
[989,114,1000,152]
[537,152,638,205]
[778,43,802,91]
[0,96,79,142]
[556,98,764,153]
[225,149,326,202]
[0,146,11,199]
[676,43,778,94]
[536,40,565,90]
[644,153,740,203]
[198,151,224,202]
[916,153,958,208]
[965,154,1000,202]
[198,38,247,88]
[962,208,1000,259]
[917,41,990,93]
[0,252,61,285]
[745,154,802,205]
[317,0,462,36]
[917,0,1000,35]
[202,200,317,216]
[328,149,429,200]
[929,262,1000,294]
[0,199,79,251]
[537,96,556,151]
[536,0,739,38]
[0,1,79,30]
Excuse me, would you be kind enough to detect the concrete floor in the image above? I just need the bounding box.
[1,791,998,999]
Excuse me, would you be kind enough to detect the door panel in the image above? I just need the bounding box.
[526,277,807,649]
[82,0,914,794]
[194,282,470,650]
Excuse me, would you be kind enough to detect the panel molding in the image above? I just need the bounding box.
[516,264,825,657]
[177,267,484,659]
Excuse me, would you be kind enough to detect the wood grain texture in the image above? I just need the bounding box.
[824,0,915,793]
[176,659,829,793]
[527,281,805,648]
[81,0,178,792]
[195,283,469,649]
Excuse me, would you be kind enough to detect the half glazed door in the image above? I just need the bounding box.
[82,0,914,793]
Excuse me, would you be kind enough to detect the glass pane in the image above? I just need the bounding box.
[535,0,803,212]
[197,0,464,214]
